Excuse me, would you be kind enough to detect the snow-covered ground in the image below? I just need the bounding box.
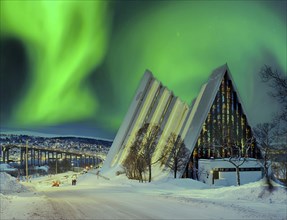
[1,170,286,220]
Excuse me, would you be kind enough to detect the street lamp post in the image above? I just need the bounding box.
[25,141,28,182]
[55,155,58,174]
[55,154,62,174]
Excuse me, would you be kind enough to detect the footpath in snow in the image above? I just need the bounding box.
[0,170,286,220]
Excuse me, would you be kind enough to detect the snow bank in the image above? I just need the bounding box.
[0,163,17,172]
[105,172,286,205]
[213,180,287,204]
[34,165,49,172]
[158,178,211,189]
[0,172,28,194]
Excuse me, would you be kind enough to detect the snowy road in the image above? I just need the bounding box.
[2,171,286,220]
[41,183,284,220]
[43,188,249,219]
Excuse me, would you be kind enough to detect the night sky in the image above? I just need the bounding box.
[0,1,286,139]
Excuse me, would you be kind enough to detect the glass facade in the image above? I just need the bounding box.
[183,72,261,178]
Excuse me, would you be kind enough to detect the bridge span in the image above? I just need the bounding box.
[0,144,102,168]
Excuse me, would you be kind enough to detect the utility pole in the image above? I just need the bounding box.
[25,140,28,182]
[55,153,58,174]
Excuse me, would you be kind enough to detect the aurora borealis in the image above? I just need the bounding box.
[1,1,110,124]
[0,1,286,138]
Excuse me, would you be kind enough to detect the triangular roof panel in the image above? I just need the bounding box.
[179,63,251,177]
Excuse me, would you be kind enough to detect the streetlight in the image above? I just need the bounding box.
[82,154,85,167]
[25,141,28,182]
[55,156,58,175]
[55,155,62,175]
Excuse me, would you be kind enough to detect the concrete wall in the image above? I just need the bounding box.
[198,159,262,186]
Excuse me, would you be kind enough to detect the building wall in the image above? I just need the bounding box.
[116,79,161,165]
[102,65,263,185]
[198,159,262,186]
[194,72,258,160]
[183,71,262,183]
[101,71,154,172]
[101,70,193,178]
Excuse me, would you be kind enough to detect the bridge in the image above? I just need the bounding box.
[0,144,102,168]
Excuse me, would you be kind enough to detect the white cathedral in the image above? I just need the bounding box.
[101,64,263,186]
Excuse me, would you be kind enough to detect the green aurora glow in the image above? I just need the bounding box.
[1,1,110,125]
[0,1,286,136]
[105,1,286,128]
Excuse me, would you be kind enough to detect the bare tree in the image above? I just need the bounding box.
[211,124,254,186]
[260,65,287,133]
[269,143,287,186]
[139,123,161,182]
[122,123,161,182]
[272,159,287,186]
[253,123,277,178]
[161,133,190,178]
[225,138,254,186]
[259,65,287,187]
[122,128,147,182]
[122,141,146,182]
